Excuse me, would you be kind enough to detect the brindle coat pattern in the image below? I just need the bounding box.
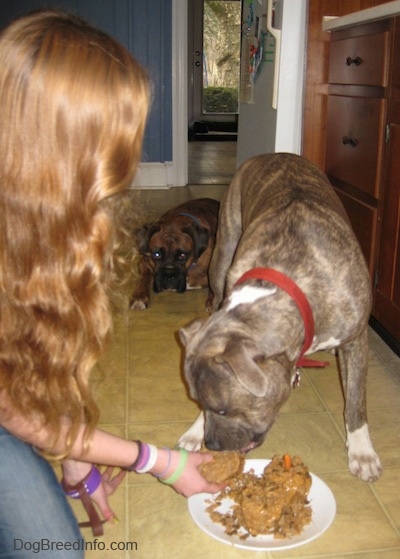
[179,153,382,482]
[130,198,219,309]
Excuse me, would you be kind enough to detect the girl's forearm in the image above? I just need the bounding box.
[69,428,177,477]
[0,392,137,466]
[0,401,172,475]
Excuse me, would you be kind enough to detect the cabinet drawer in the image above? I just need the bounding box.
[325,96,385,198]
[334,189,376,277]
[329,32,388,86]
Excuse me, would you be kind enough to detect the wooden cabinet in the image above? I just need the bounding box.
[326,96,385,198]
[328,31,389,86]
[325,18,400,350]
[373,107,400,343]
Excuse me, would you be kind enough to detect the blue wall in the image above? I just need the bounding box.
[0,0,173,163]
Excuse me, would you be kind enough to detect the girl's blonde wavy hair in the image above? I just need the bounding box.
[0,10,149,456]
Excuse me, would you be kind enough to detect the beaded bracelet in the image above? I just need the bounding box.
[62,466,102,499]
[159,449,188,485]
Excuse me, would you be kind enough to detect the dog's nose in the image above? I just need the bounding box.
[204,438,221,451]
[164,266,178,280]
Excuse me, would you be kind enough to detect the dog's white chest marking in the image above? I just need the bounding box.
[310,336,342,352]
[226,285,277,311]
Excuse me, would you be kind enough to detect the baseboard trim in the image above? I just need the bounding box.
[369,316,400,357]
[130,162,180,189]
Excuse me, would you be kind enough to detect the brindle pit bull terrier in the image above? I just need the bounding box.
[178,153,382,482]
[130,198,219,309]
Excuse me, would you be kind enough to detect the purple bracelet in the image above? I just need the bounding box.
[62,466,102,499]
[134,442,150,471]
[126,441,159,473]
[125,440,143,472]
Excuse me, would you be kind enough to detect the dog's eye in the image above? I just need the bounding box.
[176,251,188,262]
[218,410,227,416]
[151,250,162,261]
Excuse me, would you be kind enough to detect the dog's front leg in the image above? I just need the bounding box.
[177,412,204,451]
[338,328,382,481]
[130,258,153,310]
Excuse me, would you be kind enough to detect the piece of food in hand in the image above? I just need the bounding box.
[198,451,245,483]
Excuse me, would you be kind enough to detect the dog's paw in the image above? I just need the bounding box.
[177,412,204,451]
[130,297,149,310]
[347,425,382,482]
[348,451,382,482]
[177,433,203,452]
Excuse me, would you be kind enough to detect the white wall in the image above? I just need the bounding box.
[236,0,307,167]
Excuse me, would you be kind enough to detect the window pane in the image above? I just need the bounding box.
[203,0,241,114]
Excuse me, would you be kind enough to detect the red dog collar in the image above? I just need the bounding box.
[234,268,329,369]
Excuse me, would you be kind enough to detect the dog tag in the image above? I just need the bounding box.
[291,369,301,389]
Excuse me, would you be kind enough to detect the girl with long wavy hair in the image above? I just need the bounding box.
[0,10,222,558]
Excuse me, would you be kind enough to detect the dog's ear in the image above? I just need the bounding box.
[135,224,160,253]
[215,340,270,397]
[183,224,210,260]
[179,318,205,346]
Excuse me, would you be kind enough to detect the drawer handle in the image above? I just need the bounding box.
[345,56,362,66]
[342,136,359,147]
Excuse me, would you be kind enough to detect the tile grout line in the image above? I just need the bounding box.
[303,364,348,447]
[368,482,400,539]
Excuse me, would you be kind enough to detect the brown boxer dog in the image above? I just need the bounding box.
[178,153,382,482]
[130,198,219,309]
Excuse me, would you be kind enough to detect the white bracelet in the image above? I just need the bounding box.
[135,443,158,473]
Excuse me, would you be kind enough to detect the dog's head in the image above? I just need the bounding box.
[179,315,292,452]
[136,218,210,293]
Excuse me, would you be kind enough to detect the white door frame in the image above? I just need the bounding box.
[133,0,188,189]
[172,0,188,186]
[274,0,307,154]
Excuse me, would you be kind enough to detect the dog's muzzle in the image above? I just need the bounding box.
[154,265,187,293]
[204,420,267,453]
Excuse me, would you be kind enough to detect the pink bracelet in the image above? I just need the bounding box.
[61,466,102,499]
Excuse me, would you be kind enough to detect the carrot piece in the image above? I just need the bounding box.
[283,454,291,470]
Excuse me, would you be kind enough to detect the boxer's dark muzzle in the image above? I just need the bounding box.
[154,265,187,293]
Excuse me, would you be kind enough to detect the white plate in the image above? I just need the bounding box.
[188,459,336,551]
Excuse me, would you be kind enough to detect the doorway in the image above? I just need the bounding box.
[187,0,240,184]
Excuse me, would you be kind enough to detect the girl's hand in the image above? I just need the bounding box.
[166,450,225,497]
[62,460,126,524]
[90,466,126,523]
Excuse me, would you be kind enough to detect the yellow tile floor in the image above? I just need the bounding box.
[188,141,237,185]
[67,184,400,559]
